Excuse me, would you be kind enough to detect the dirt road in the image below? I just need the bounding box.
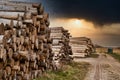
[74,53,120,80]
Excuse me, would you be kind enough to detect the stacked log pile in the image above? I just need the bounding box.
[0,1,53,80]
[50,27,73,69]
[70,37,95,57]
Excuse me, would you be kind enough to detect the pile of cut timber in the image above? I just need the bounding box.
[0,1,53,80]
[70,37,95,57]
[50,27,73,69]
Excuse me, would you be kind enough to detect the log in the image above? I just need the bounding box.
[38,35,46,42]
[20,36,24,45]
[12,35,16,43]
[8,48,13,59]
[0,1,38,13]
[0,9,26,12]
[50,27,73,69]
[24,12,32,19]
[20,64,26,73]
[38,6,44,15]
[0,14,18,20]
[45,19,50,26]
[0,13,33,21]
[18,51,29,60]
[24,37,29,45]
[0,62,4,70]
[31,44,34,50]
[0,1,54,79]
[3,49,7,62]
[0,2,27,7]
[30,51,37,61]
[70,37,95,57]
[2,70,7,79]
[43,13,49,21]
[29,61,37,69]
[12,65,20,71]
[40,24,46,32]
[5,66,12,76]
[25,61,29,68]
[32,3,41,8]
[36,15,44,21]
[0,23,4,35]
[5,1,33,6]
[16,37,20,46]
[0,35,4,44]
[35,38,39,49]
[14,60,20,66]
[23,73,30,80]
[23,19,33,24]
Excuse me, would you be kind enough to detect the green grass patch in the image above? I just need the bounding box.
[36,62,90,80]
[108,53,120,62]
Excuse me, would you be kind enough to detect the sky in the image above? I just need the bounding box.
[1,0,120,47]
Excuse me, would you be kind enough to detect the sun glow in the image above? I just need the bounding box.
[69,19,83,27]
[75,19,81,25]
[50,18,95,37]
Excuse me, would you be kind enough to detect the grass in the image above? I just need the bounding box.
[87,53,99,58]
[36,62,90,80]
[108,53,120,62]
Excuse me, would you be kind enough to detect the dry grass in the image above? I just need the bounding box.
[87,53,99,58]
[35,62,90,80]
[108,53,120,62]
[113,49,120,54]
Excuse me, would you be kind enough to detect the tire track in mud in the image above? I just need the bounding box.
[94,64,100,80]
[103,55,120,80]
[75,53,120,80]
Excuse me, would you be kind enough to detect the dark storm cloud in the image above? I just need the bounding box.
[43,0,120,25]
[12,0,120,25]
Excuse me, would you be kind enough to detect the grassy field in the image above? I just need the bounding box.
[36,62,90,80]
[109,53,120,62]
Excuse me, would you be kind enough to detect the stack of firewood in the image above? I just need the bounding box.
[0,1,53,80]
[70,37,95,57]
[50,27,73,69]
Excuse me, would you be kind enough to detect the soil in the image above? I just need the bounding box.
[74,53,120,80]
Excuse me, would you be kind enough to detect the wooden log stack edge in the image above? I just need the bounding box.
[0,1,53,80]
[70,37,95,58]
[50,27,73,70]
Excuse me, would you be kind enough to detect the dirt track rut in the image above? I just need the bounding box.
[74,53,120,80]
